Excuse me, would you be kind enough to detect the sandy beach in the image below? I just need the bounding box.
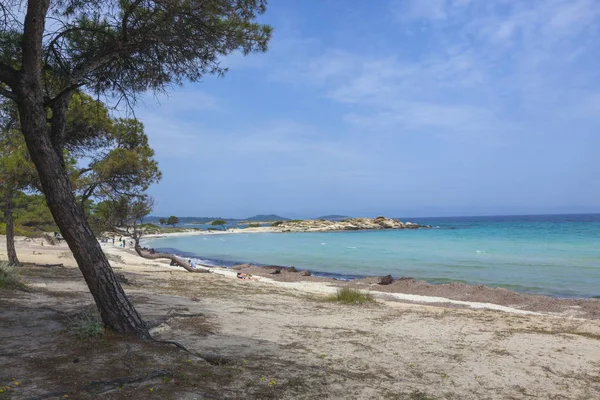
[2,235,600,399]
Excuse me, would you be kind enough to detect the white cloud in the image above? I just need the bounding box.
[238,0,600,143]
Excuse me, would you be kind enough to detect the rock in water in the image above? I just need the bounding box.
[378,275,394,285]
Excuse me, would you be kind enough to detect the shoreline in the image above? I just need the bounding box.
[142,232,599,301]
[225,263,600,319]
[3,235,599,319]
[129,238,600,319]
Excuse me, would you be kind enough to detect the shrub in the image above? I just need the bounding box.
[270,221,283,227]
[68,312,104,338]
[248,223,261,228]
[326,287,374,304]
[0,261,26,290]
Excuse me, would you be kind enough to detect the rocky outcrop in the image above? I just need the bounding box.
[273,217,430,233]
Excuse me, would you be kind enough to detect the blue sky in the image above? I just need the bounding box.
[137,0,600,218]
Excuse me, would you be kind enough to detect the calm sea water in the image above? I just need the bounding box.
[145,214,600,298]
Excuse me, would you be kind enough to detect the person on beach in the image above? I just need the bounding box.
[237,272,259,281]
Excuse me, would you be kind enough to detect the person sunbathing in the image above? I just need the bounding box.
[237,272,259,280]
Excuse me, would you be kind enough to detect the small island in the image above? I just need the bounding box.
[269,216,430,232]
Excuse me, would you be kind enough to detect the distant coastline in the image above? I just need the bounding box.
[142,216,430,237]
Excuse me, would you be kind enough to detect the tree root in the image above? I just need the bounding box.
[29,369,177,399]
[147,310,205,329]
[151,338,195,355]
[33,263,65,268]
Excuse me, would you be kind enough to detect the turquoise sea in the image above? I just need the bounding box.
[145,214,600,298]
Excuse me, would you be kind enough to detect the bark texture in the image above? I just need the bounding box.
[4,190,19,265]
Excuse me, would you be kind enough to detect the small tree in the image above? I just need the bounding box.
[96,196,204,273]
[46,93,161,214]
[0,101,37,265]
[158,218,166,225]
[167,216,180,227]
[211,219,227,230]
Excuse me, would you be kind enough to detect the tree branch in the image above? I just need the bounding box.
[121,0,145,40]
[0,85,17,101]
[21,0,50,80]
[80,182,98,210]
[0,63,18,90]
[49,91,74,153]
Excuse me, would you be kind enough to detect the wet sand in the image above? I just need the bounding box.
[231,264,600,319]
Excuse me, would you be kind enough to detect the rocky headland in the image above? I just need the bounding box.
[271,216,430,232]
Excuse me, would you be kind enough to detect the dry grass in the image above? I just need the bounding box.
[0,261,26,290]
[67,311,105,338]
[326,287,374,304]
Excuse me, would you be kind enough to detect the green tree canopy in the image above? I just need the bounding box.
[167,216,179,226]
[211,219,227,230]
[76,115,161,208]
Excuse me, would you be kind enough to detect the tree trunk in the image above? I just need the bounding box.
[14,0,148,338]
[4,189,19,265]
[16,100,150,338]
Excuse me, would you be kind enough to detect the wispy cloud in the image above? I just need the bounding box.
[237,0,600,143]
[142,0,600,215]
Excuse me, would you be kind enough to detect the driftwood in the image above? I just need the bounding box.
[34,263,65,268]
[133,243,210,273]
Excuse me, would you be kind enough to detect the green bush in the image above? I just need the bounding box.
[270,221,284,227]
[326,287,374,304]
[0,261,26,290]
[68,312,104,338]
[248,223,261,228]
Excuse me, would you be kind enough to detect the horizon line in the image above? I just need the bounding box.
[147,212,600,220]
